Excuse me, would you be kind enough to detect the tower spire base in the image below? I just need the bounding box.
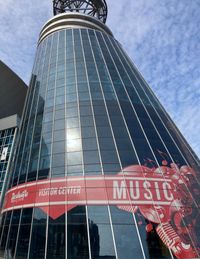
[53,0,108,23]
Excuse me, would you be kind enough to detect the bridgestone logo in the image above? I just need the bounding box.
[11,190,28,203]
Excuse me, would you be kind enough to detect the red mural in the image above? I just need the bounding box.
[3,163,200,259]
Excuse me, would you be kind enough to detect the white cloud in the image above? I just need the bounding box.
[106,0,200,158]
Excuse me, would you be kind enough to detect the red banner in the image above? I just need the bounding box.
[3,174,175,219]
[2,164,199,259]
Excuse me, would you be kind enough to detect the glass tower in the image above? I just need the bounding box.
[0,1,200,258]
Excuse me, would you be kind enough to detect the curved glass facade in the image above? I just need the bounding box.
[0,18,200,259]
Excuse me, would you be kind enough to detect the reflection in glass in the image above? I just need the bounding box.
[88,206,116,258]
[47,214,65,258]
[29,208,47,259]
[67,206,89,259]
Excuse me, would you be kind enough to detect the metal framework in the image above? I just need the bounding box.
[53,0,108,23]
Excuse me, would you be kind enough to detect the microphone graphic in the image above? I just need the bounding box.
[156,222,197,259]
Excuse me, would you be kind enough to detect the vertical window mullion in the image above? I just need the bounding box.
[94,30,148,259]
[73,28,91,259]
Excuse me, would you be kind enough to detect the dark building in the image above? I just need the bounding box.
[0,1,200,259]
[0,61,27,203]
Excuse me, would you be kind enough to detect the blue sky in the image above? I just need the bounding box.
[0,0,200,158]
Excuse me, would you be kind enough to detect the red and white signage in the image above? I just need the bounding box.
[3,174,175,219]
[2,164,199,259]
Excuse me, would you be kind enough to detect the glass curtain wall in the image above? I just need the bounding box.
[0,27,200,259]
[0,127,16,194]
